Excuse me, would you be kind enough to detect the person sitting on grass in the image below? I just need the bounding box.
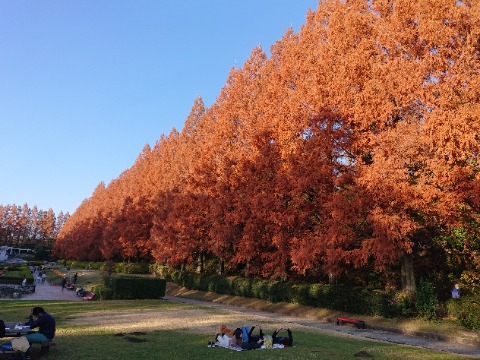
[213,324,234,347]
[230,328,243,348]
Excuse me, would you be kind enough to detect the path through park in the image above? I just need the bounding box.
[15,279,82,301]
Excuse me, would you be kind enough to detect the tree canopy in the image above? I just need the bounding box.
[54,0,480,291]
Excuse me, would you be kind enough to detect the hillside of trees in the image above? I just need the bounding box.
[0,203,69,246]
[54,0,480,296]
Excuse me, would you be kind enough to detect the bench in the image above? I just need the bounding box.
[0,349,25,360]
[39,341,55,353]
[336,317,366,329]
[28,341,56,356]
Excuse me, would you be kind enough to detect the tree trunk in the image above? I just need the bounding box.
[218,258,224,275]
[197,252,204,273]
[328,272,337,285]
[401,254,416,293]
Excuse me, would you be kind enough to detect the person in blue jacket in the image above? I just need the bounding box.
[452,284,460,299]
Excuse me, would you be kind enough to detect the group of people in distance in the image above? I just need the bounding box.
[210,324,293,350]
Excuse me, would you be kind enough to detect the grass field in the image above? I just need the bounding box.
[0,300,474,360]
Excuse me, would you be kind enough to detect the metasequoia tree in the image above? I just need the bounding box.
[0,203,67,245]
[266,0,479,289]
[56,0,479,290]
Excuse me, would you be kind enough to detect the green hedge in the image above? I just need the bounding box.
[113,262,150,274]
[447,294,480,330]
[91,284,114,300]
[157,266,438,318]
[62,260,104,270]
[61,260,151,274]
[0,265,34,285]
[103,276,166,300]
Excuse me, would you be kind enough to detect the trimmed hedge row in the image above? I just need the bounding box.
[62,260,150,274]
[153,266,466,321]
[152,266,403,317]
[93,276,166,300]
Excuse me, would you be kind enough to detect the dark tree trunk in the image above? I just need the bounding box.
[401,254,416,293]
[197,252,204,273]
[218,258,225,275]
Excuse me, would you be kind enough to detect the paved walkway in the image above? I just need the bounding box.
[12,280,82,301]
[164,295,480,359]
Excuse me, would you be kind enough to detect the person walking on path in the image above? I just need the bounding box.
[60,277,67,291]
[73,272,78,284]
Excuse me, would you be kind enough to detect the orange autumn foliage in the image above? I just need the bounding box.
[54,0,480,284]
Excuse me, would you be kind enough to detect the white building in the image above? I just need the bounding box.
[0,246,34,262]
[0,246,8,261]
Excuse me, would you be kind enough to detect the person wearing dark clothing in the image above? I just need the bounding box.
[24,306,56,343]
[247,325,264,343]
[60,277,67,291]
[73,272,78,284]
[272,328,293,346]
[241,325,264,350]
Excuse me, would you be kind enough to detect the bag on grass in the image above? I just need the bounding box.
[11,336,30,352]
[263,335,272,349]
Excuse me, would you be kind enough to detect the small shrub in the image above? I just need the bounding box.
[460,271,480,295]
[267,281,291,302]
[208,275,230,294]
[251,279,269,300]
[291,283,310,305]
[230,276,253,298]
[416,281,438,320]
[447,294,480,330]
[92,285,113,300]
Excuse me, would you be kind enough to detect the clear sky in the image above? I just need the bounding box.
[0,1,318,215]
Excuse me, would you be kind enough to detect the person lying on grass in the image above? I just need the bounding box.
[242,324,264,350]
[272,328,293,347]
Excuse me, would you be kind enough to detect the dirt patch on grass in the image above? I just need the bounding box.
[66,307,308,336]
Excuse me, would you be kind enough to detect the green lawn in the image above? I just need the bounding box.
[0,300,473,360]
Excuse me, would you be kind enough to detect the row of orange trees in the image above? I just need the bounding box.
[0,204,69,245]
[54,0,480,295]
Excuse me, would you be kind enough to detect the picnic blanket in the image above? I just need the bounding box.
[214,342,286,351]
[214,343,245,351]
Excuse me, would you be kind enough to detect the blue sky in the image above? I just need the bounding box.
[0,1,317,215]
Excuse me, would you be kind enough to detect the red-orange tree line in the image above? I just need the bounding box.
[0,203,69,246]
[54,0,480,288]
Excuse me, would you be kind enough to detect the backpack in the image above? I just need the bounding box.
[0,320,5,338]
